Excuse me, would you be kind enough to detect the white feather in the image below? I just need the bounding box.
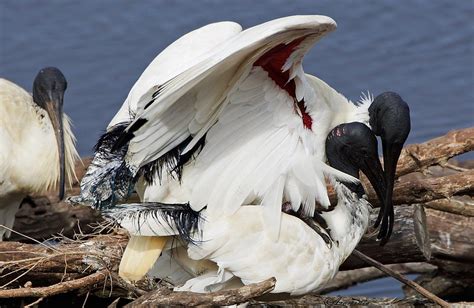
[124,16,336,168]
[108,22,242,128]
[0,78,79,240]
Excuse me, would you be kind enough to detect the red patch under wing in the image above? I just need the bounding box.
[254,37,313,130]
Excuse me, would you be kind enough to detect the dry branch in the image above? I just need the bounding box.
[341,205,430,270]
[351,249,450,307]
[251,295,439,307]
[0,270,108,298]
[396,127,474,177]
[423,196,474,217]
[391,170,473,205]
[425,208,474,262]
[362,169,473,208]
[0,233,128,289]
[125,277,276,307]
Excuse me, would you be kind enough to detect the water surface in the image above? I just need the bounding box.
[1,0,472,297]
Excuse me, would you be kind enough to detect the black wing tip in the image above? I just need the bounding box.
[137,134,206,186]
[111,132,135,152]
[94,122,130,153]
[161,203,202,244]
[104,202,202,244]
[114,118,148,150]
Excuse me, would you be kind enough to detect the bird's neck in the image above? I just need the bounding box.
[304,74,372,131]
[320,182,370,261]
[17,109,79,194]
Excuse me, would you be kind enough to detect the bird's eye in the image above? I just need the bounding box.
[359,148,368,156]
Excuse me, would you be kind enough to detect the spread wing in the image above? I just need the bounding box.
[108,21,243,128]
[78,16,357,230]
[75,21,243,207]
[119,16,337,169]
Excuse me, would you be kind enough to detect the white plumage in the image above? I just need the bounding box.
[0,74,79,240]
[105,16,363,224]
[110,182,370,295]
[77,15,411,294]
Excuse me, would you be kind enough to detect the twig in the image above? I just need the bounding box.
[396,127,474,176]
[24,297,44,308]
[0,270,108,298]
[109,272,147,297]
[0,225,60,252]
[82,291,90,308]
[352,249,450,307]
[0,259,42,288]
[441,162,470,172]
[318,262,436,294]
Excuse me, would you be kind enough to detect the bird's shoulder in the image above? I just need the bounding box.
[0,78,32,108]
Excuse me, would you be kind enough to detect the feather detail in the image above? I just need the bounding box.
[103,202,202,242]
[69,122,136,209]
[122,16,336,167]
[262,175,285,240]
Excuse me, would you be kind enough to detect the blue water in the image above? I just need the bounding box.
[1,0,473,297]
[329,275,419,298]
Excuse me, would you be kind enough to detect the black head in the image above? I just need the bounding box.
[326,122,387,225]
[33,67,67,109]
[368,92,410,244]
[369,92,410,148]
[32,67,68,200]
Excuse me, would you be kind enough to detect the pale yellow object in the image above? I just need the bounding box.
[119,235,168,282]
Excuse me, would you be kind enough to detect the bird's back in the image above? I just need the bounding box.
[0,79,34,195]
[0,79,35,141]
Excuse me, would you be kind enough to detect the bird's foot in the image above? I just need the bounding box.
[280,202,335,248]
[281,201,294,214]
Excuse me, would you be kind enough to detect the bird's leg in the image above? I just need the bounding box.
[281,201,294,214]
[281,201,334,248]
[300,216,333,248]
[313,211,336,246]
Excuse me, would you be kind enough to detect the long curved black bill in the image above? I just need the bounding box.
[360,141,394,245]
[45,95,66,200]
[369,92,411,245]
[377,141,403,244]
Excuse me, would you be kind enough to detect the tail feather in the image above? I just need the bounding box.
[104,202,202,242]
[107,202,202,283]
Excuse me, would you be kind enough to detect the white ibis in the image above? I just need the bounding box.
[73,15,410,288]
[107,122,389,294]
[0,67,79,240]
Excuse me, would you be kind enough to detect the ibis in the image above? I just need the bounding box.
[0,67,79,240]
[72,15,410,291]
[108,121,390,294]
